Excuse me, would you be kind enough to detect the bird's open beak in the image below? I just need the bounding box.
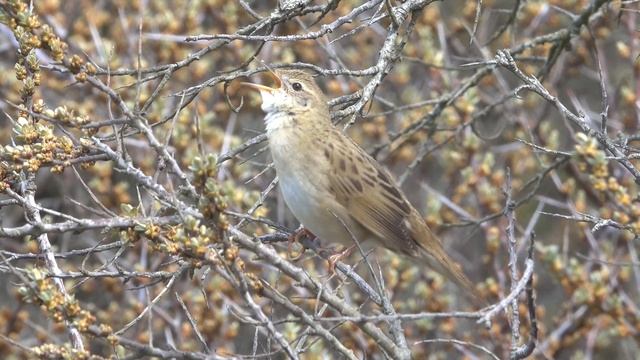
[240,70,282,93]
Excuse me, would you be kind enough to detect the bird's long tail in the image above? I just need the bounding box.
[405,210,485,305]
[417,244,486,306]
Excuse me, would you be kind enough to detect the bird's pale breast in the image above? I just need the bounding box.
[267,123,368,246]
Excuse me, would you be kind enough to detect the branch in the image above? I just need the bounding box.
[20,174,85,350]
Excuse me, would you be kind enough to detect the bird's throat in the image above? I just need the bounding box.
[264,111,297,133]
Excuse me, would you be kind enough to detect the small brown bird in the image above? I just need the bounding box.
[241,69,477,296]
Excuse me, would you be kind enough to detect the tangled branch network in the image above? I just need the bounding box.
[0,0,637,359]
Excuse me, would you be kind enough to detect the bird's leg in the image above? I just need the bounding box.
[287,226,315,260]
[327,245,356,274]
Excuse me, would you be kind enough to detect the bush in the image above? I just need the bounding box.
[0,0,638,358]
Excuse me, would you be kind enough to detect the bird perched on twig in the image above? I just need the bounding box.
[241,68,478,297]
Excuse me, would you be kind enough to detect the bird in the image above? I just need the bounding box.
[240,68,478,297]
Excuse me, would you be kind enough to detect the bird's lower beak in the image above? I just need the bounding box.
[240,70,282,93]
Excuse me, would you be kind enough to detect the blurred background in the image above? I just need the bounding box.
[1,0,639,358]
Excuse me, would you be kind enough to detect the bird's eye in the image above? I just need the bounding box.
[292,82,302,91]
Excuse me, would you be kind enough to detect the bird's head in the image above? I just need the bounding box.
[241,69,328,116]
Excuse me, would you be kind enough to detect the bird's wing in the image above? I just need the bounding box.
[323,130,425,255]
[323,130,479,298]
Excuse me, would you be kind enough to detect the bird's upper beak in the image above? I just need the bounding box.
[240,70,282,93]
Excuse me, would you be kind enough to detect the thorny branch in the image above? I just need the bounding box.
[0,0,633,358]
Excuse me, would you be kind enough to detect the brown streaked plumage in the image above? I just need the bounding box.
[241,69,478,297]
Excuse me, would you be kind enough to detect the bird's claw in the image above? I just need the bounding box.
[287,226,314,260]
[327,245,355,274]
